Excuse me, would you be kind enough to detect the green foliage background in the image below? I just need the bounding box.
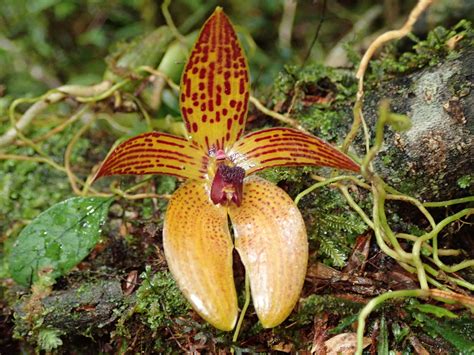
[1,0,473,353]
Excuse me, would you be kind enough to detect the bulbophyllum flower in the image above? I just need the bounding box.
[95,8,359,331]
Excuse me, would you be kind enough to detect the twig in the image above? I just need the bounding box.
[33,105,88,143]
[342,0,433,153]
[161,0,187,44]
[423,196,474,207]
[231,272,251,354]
[302,0,327,65]
[356,0,433,84]
[0,81,113,148]
[249,95,309,133]
[0,154,67,171]
[386,194,436,228]
[294,175,368,206]
[75,80,130,103]
[396,234,461,256]
[0,93,65,147]
[109,180,171,200]
[325,5,383,67]
[57,81,112,97]
[279,0,298,50]
[64,113,96,195]
[136,66,180,92]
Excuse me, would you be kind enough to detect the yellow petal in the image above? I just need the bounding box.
[229,127,360,174]
[94,132,207,181]
[228,176,308,328]
[180,7,250,153]
[163,181,237,331]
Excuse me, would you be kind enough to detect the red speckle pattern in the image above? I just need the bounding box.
[94,132,208,181]
[180,8,250,153]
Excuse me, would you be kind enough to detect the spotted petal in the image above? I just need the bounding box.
[180,7,250,153]
[163,181,238,331]
[229,127,360,174]
[94,132,207,180]
[228,176,308,328]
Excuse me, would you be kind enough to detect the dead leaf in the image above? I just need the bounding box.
[272,341,293,352]
[322,333,371,355]
[311,313,329,354]
[343,233,371,274]
[123,270,138,296]
[446,34,464,50]
[307,262,341,280]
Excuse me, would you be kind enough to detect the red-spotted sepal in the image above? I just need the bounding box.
[228,127,360,174]
[180,7,250,154]
[94,132,208,181]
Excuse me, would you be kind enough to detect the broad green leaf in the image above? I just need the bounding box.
[8,197,112,286]
[104,26,174,81]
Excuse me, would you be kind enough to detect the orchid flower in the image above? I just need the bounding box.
[95,7,359,331]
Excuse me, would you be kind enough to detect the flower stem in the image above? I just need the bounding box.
[294,175,355,206]
[231,272,251,353]
[423,196,474,207]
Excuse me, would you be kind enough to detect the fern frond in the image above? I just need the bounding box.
[319,234,348,267]
[320,214,366,234]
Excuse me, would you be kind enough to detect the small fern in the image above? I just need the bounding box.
[302,187,368,267]
[319,236,348,267]
[320,214,366,234]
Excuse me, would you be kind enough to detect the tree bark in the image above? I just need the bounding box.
[363,47,473,201]
[14,280,125,335]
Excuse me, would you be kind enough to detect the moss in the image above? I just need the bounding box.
[271,64,357,141]
[457,175,472,189]
[369,20,473,79]
[292,294,363,326]
[258,166,314,188]
[37,328,63,352]
[134,265,189,330]
[0,122,91,238]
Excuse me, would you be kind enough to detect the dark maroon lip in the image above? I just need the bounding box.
[210,164,245,206]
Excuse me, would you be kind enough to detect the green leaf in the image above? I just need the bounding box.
[8,197,112,286]
[377,315,389,355]
[329,313,359,334]
[410,303,458,319]
[417,314,474,353]
[392,322,409,343]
